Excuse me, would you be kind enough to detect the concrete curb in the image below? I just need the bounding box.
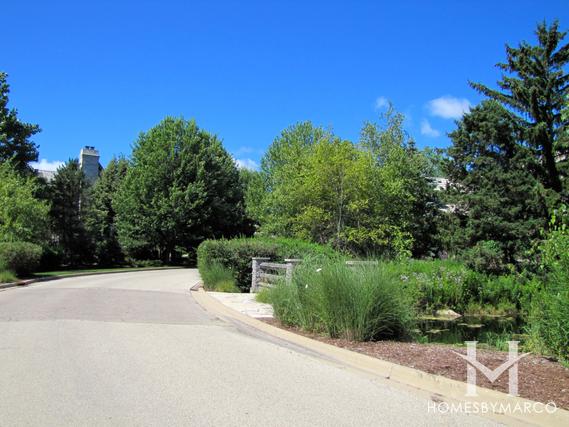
[0,267,183,291]
[191,287,569,427]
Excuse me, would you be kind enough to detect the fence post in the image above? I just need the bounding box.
[251,257,270,293]
[284,259,302,284]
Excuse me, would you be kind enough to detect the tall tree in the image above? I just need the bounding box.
[86,157,128,266]
[48,159,92,266]
[0,72,40,173]
[470,21,569,200]
[360,108,442,257]
[258,111,440,257]
[239,168,266,229]
[446,100,548,262]
[0,161,49,244]
[114,117,249,262]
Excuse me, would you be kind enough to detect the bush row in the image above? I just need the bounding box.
[197,237,338,292]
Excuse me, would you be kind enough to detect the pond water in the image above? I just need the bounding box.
[415,315,526,345]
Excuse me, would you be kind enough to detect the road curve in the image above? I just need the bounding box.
[0,269,495,426]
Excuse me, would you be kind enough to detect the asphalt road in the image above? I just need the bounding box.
[0,269,496,426]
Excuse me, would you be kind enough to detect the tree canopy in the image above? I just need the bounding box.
[86,157,129,266]
[254,110,440,257]
[0,161,49,244]
[0,72,40,174]
[470,21,569,202]
[114,117,250,262]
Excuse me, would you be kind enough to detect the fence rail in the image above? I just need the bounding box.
[250,258,301,293]
[250,258,379,293]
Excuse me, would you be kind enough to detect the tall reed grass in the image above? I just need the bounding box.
[270,258,414,341]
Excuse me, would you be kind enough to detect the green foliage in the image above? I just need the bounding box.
[381,259,528,314]
[0,241,42,276]
[114,117,250,262]
[85,157,128,265]
[48,159,93,266]
[527,206,569,361]
[446,101,547,264]
[0,161,49,244]
[258,109,441,257]
[270,259,415,341]
[462,240,510,275]
[470,21,568,197]
[0,72,40,174]
[239,168,265,228]
[255,287,272,304]
[0,266,16,283]
[199,261,239,292]
[197,237,338,292]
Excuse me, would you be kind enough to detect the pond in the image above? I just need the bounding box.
[414,315,526,346]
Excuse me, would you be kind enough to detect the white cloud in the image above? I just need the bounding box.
[235,146,256,155]
[374,96,389,110]
[420,119,441,138]
[30,158,64,171]
[235,158,259,171]
[427,96,471,119]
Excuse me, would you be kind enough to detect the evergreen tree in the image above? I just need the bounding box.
[48,159,92,266]
[446,100,548,263]
[114,117,249,262]
[470,21,569,202]
[86,157,128,266]
[0,72,40,173]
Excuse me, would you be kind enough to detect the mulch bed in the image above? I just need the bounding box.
[263,318,569,410]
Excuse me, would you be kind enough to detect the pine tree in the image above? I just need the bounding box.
[446,100,548,263]
[48,159,93,266]
[86,157,128,266]
[0,72,40,173]
[470,21,569,201]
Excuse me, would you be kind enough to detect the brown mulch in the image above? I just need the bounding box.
[263,318,569,410]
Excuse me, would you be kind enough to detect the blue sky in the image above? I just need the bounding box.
[3,1,567,171]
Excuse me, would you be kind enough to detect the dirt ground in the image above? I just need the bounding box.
[263,319,569,410]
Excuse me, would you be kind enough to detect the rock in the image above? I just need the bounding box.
[434,309,462,320]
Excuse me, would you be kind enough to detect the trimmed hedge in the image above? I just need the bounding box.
[0,241,43,276]
[197,237,339,292]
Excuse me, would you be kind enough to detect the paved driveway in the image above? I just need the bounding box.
[0,269,495,426]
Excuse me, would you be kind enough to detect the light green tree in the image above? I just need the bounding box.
[0,161,49,243]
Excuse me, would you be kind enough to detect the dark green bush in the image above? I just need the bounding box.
[197,237,338,292]
[462,240,509,275]
[0,241,43,276]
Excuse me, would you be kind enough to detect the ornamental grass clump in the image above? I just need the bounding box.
[271,258,414,341]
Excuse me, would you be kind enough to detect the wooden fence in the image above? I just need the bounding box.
[250,258,301,293]
[250,258,380,293]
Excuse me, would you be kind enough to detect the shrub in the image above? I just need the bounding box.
[462,240,509,275]
[200,261,239,292]
[0,241,42,276]
[527,208,569,361]
[197,237,339,292]
[270,258,415,341]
